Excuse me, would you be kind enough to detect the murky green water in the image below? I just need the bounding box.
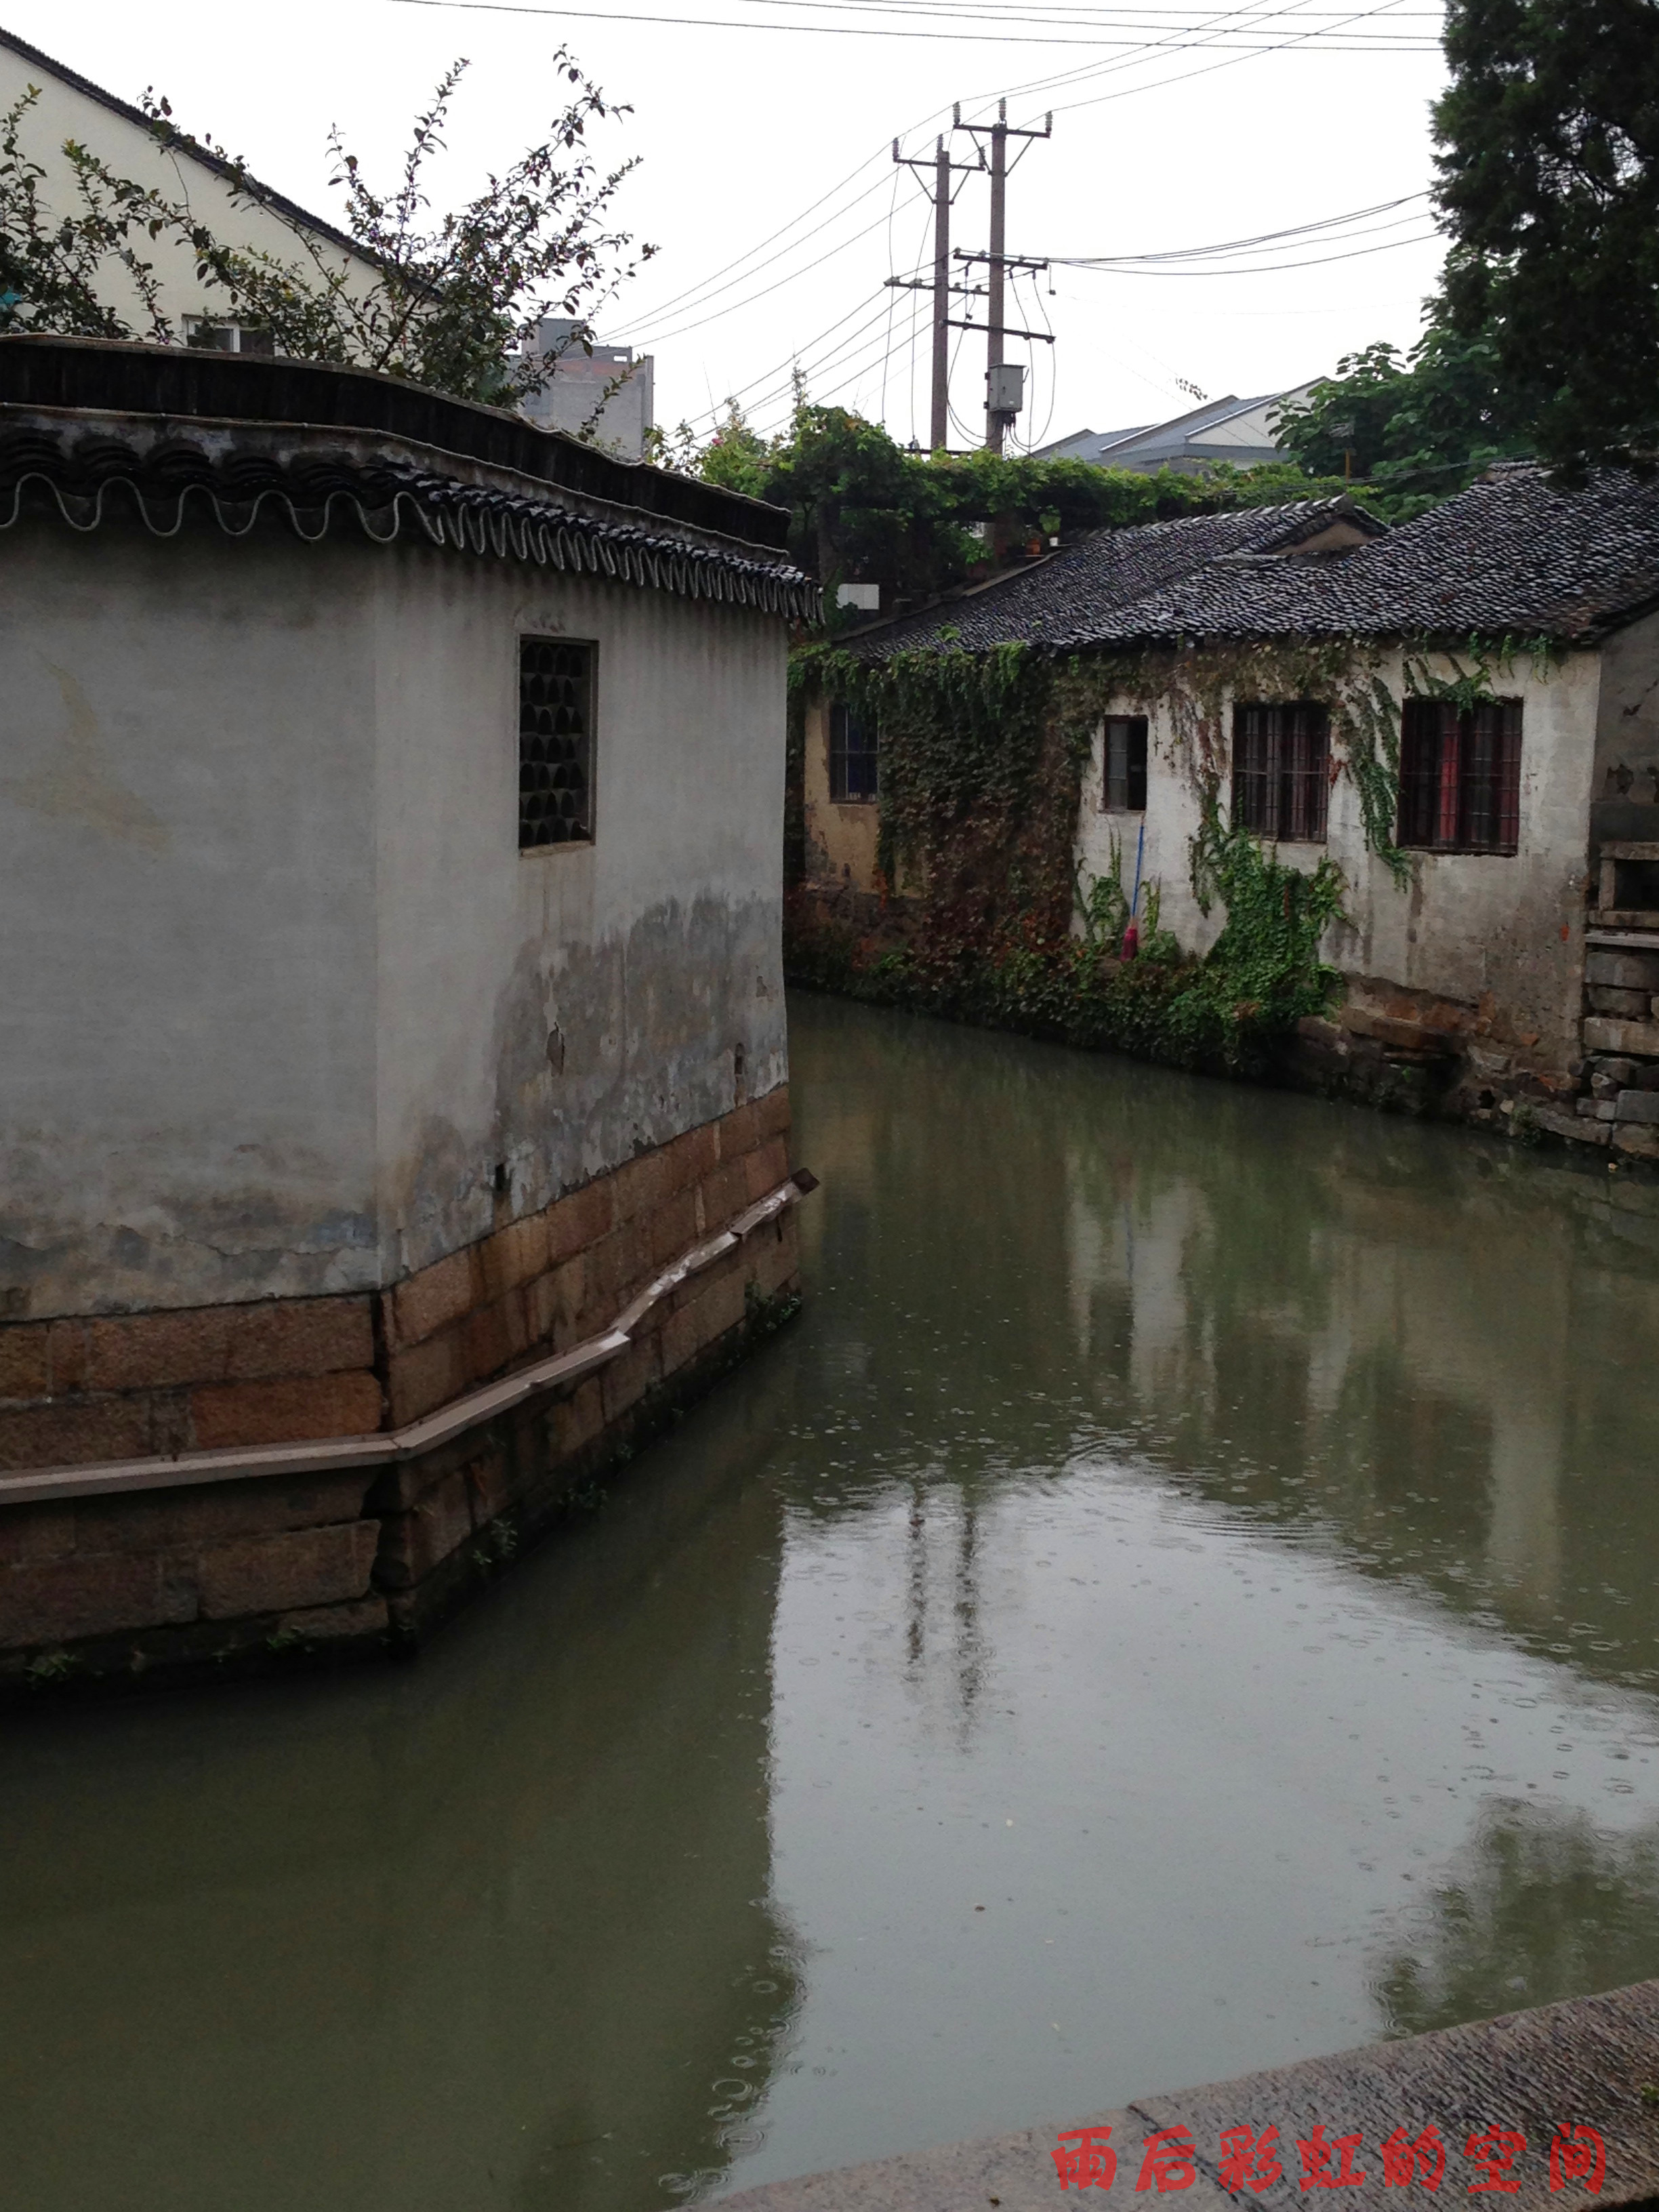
[6,994,1659,2211]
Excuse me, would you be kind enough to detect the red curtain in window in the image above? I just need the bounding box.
[1398,698,1521,853]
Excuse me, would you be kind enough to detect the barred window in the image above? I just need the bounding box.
[1103,716,1148,813]
[519,638,595,850]
[830,703,879,802]
[1398,697,1521,854]
[1232,703,1330,842]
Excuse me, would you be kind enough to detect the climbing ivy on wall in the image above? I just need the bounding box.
[785,627,1560,1072]
[1401,632,1564,711]
[787,640,1351,1071]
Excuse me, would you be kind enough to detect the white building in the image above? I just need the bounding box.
[516,316,655,462]
[1033,385,1317,475]
[800,468,1659,1152]
[0,23,378,344]
[0,333,815,1682]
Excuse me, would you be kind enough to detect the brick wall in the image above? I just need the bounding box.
[0,1088,800,1681]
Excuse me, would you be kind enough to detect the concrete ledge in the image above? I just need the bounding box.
[718,1980,1659,2210]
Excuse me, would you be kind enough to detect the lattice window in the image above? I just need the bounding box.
[1231,703,1330,842]
[1398,698,1521,854]
[1103,716,1148,812]
[519,638,595,849]
[829,703,879,802]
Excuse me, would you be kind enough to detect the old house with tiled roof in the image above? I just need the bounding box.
[0,334,817,1685]
[798,467,1659,1149]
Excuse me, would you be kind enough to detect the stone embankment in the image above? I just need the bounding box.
[717,1979,1659,2212]
[0,1092,805,1692]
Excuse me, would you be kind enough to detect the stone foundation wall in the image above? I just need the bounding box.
[1286,975,1584,1126]
[0,1088,800,1689]
[1536,937,1659,1162]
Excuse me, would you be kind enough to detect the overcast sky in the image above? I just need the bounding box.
[12,1,1450,450]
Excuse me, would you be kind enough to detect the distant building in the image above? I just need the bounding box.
[1033,384,1316,474]
[516,317,655,462]
[0,23,378,347]
[799,466,1659,1150]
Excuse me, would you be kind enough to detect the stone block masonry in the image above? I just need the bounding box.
[1534,924,1659,1164]
[0,1089,802,1692]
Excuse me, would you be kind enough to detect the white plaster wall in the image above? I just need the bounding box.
[0,45,374,332]
[0,520,790,1313]
[1073,647,1600,1061]
[1075,693,1223,959]
[1595,607,1659,792]
[370,549,790,1277]
[0,520,380,1316]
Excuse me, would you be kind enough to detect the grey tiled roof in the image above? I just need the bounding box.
[1063,464,1659,647]
[0,412,818,620]
[850,498,1372,659]
[850,468,1659,661]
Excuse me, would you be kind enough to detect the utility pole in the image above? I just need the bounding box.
[890,134,984,453]
[954,100,1052,453]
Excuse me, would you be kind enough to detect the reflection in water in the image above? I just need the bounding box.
[7,994,1659,2212]
[0,1371,804,2212]
[726,998,1659,2191]
[1054,1035,1659,1677]
[1374,1800,1659,2036]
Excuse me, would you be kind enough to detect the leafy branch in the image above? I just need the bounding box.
[0,56,653,409]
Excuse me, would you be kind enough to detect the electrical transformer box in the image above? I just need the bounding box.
[986,363,1025,416]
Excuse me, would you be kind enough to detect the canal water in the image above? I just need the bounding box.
[5,994,1659,2211]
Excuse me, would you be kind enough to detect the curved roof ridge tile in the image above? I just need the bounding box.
[0,416,819,621]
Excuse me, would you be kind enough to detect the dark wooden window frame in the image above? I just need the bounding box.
[829,702,879,803]
[1102,716,1149,813]
[518,636,596,851]
[1231,701,1331,843]
[1397,697,1522,855]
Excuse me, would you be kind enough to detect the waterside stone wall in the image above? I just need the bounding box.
[0,1089,799,1690]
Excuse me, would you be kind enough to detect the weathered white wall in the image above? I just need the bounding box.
[0,41,373,333]
[0,520,790,1314]
[0,519,381,1316]
[1074,645,1601,1063]
[1595,607,1659,794]
[370,549,789,1277]
[1591,607,1659,874]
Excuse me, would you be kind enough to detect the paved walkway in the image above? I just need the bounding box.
[717,1980,1659,2212]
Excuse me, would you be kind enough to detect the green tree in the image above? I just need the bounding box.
[1432,0,1659,472]
[690,400,772,497]
[0,54,649,409]
[1272,323,1534,517]
[693,390,1347,619]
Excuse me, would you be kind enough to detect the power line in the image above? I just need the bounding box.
[886,192,1432,288]
[485,0,1434,359]
[705,291,905,430]
[1047,191,1429,264]
[1054,0,1425,112]
[638,197,918,348]
[389,0,1435,46]
[570,0,1435,340]
[627,164,897,331]
[947,0,1420,127]
[674,183,935,428]
[1059,228,1442,273]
